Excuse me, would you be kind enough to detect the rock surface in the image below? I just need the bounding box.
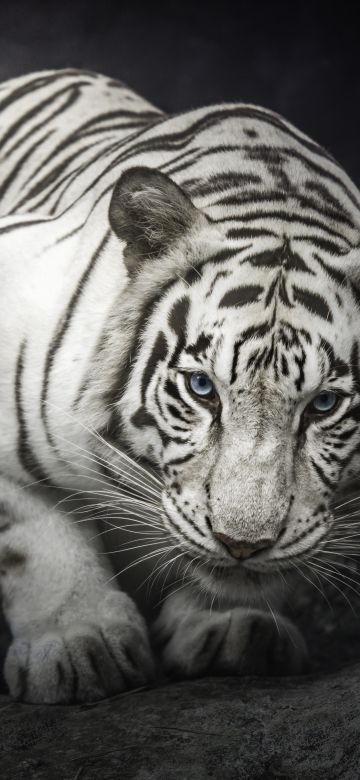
[1,665,360,780]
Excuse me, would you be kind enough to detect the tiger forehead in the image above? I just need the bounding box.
[179,326,350,401]
[192,245,342,312]
[177,249,346,339]
[164,244,355,391]
[182,321,322,392]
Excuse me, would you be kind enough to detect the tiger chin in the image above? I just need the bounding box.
[1,69,360,703]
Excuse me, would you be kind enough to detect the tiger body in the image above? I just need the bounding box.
[1,69,360,702]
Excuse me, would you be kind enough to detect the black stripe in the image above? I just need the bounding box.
[75,108,160,135]
[165,452,194,467]
[240,319,273,343]
[255,247,314,275]
[0,82,87,158]
[185,332,212,358]
[166,403,189,423]
[319,337,335,369]
[281,354,289,376]
[0,70,89,114]
[63,641,79,701]
[264,276,279,307]
[98,629,128,689]
[79,120,154,138]
[337,427,358,442]
[313,253,348,285]
[25,109,159,188]
[56,661,66,689]
[220,189,353,228]
[130,407,175,447]
[0,130,54,201]
[2,86,81,162]
[292,285,333,322]
[15,341,48,481]
[292,235,347,255]
[164,378,184,403]
[13,140,102,211]
[168,297,190,368]
[14,646,29,701]
[207,622,231,672]
[279,519,322,550]
[170,493,207,538]
[165,144,251,177]
[163,506,211,554]
[225,226,278,239]
[205,270,231,298]
[38,139,110,214]
[223,208,348,243]
[187,171,262,196]
[351,342,360,391]
[230,340,242,385]
[41,232,110,446]
[105,275,180,413]
[52,222,86,247]
[311,458,334,490]
[0,217,47,235]
[215,190,287,207]
[244,143,360,212]
[219,285,263,308]
[141,332,168,403]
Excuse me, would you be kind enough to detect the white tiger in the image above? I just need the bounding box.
[0,69,359,702]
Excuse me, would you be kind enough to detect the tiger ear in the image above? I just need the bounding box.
[108,166,207,275]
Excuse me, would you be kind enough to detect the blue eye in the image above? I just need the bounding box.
[188,372,215,399]
[311,391,339,414]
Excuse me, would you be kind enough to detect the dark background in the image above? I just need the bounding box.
[0,1,359,184]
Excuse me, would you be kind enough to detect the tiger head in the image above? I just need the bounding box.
[103,165,360,603]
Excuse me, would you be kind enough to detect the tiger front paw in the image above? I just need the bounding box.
[156,606,307,680]
[4,591,154,703]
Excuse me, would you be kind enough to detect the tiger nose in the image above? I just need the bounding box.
[213,532,274,559]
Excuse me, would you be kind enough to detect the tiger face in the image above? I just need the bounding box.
[107,167,360,602]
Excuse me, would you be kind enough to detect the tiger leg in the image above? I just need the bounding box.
[153,590,307,679]
[0,475,154,703]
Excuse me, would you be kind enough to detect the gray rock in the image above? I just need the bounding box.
[1,666,360,780]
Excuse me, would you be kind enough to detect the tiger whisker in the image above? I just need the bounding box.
[308,564,358,615]
[139,547,185,596]
[69,498,161,517]
[89,524,165,544]
[332,511,360,521]
[104,544,176,585]
[299,561,333,612]
[155,559,207,608]
[140,549,178,598]
[310,555,360,587]
[46,402,162,488]
[291,559,334,613]
[99,536,171,555]
[53,440,162,500]
[76,519,164,536]
[308,558,360,606]
[52,486,160,514]
[43,433,161,501]
[333,495,360,511]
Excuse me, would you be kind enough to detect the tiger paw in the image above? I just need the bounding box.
[4,591,154,703]
[156,606,307,680]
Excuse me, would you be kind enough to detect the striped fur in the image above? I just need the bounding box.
[1,69,360,697]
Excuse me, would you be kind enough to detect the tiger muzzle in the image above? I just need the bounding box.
[212,532,276,559]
